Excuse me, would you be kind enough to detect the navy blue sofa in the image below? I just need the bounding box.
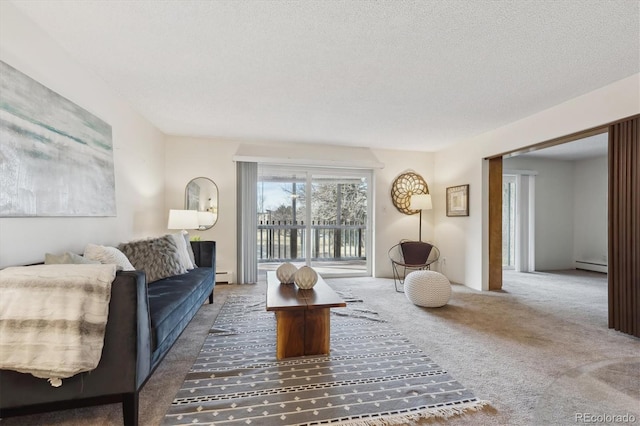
[0,241,216,426]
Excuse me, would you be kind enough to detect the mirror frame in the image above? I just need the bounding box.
[184,177,219,230]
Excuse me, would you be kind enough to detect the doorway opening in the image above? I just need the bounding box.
[488,127,609,290]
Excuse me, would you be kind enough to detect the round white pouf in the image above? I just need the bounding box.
[404,271,451,307]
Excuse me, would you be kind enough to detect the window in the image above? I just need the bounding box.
[503,175,517,269]
[502,171,536,272]
[258,165,372,279]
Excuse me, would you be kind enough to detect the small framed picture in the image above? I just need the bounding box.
[446,185,469,217]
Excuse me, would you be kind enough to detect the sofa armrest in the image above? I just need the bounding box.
[0,270,152,412]
[191,241,216,271]
[109,270,152,390]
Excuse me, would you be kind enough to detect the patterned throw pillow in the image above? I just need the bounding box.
[45,252,101,265]
[84,244,135,271]
[118,235,187,283]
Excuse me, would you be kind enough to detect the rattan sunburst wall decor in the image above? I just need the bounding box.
[391,171,429,215]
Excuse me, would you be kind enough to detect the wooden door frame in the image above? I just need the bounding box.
[488,157,503,290]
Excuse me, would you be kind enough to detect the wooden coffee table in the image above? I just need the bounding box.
[266,271,346,359]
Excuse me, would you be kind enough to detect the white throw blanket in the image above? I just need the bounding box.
[0,264,116,386]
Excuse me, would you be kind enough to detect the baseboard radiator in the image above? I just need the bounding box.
[575,260,608,274]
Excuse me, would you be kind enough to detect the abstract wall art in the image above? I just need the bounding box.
[0,60,116,217]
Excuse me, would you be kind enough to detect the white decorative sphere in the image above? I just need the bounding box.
[276,262,297,284]
[294,266,318,289]
[404,271,451,307]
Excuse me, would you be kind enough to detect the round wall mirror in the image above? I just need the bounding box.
[185,177,219,230]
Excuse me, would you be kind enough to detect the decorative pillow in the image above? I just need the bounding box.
[45,252,101,265]
[84,244,135,271]
[183,231,196,266]
[170,232,194,270]
[118,235,186,283]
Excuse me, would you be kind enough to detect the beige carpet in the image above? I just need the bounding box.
[329,270,639,425]
[3,270,639,425]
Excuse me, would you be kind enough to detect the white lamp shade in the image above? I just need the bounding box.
[410,194,432,210]
[197,211,216,227]
[168,209,199,230]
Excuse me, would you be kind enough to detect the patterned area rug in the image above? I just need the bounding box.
[163,293,489,425]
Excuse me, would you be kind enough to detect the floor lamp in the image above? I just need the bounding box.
[410,194,432,241]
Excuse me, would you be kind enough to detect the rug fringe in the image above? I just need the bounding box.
[331,400,492,426]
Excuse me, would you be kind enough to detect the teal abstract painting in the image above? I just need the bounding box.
[0,60,115,216]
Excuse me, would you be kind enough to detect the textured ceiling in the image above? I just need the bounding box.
[518,133,608,161]
[10,0,640,152]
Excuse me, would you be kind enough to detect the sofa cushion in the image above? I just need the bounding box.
[146,267,214,357]
[118,235,186,283]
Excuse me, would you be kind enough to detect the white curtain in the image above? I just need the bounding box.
[236,161,258,284]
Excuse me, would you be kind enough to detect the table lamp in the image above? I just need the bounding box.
[167,209,199,231]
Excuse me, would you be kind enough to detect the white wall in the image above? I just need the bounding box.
[503,157,575,270]
[434,73,639,290]
[164,136,239,282]
[430,141,486,286]
[573,155,608,266]
[0,2,166,268]
[164,136,435,281]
